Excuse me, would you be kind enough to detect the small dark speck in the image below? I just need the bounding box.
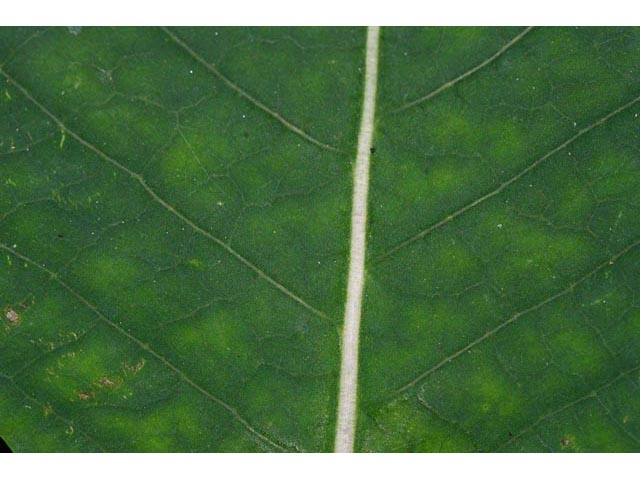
[370,147,376,154]
[508,432,513,438]
[57,233,65,238]
[243,132,249,139]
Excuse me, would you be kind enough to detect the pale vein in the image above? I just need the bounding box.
[160,26,340,153]
[334,26,380,454]
[396,238,640,394]
[379,92,640,262]
[0,242,287,452]
[0,67,328,321]
[394,26,534,113]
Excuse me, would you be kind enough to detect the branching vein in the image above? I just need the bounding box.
[396,238,640,394]
[0,67,328,321]
[0,242,288,452]
[394,26,534,113]
[379,92,640,262]
[160,27,340,153]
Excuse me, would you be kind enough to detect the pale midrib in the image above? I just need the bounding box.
[334,26,380,453]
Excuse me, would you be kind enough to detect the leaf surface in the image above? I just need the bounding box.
[1,26,640,452]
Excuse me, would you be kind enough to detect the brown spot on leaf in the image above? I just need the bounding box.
[77,392,91,401]
[560,437,572,447]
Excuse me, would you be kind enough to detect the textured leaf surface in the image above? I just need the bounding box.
[1,27,640,452]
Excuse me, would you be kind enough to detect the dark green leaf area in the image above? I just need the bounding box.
[360,27,640,452]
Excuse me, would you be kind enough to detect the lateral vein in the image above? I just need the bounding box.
[0,66,328,322]
[378,92,640,262]
[160,26,340,153]
[394,26,534,113]
[334,26,380,453]
[395,238,640,395]
[0,242,288,452]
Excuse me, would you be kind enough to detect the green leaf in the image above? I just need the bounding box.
[1,26,640,453]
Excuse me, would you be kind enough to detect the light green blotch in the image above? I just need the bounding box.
[215,431,267,452]
[580,277,631,318]
[242,187,347,274]
[0,379,96,452]
[259,323,336,377]
[85,101,173,168]
[598,377,640,443]
[408,297,471,341]
[453,27,489,44]
[388,160,428,203]
[242,366,332,452]
[299,190,349,237]
[552,48,623,117]
[545,317,611,378]
[432,239,479,289]
[590,154,639,199]
[550,181,594,225]
[461,285,511,324]
[431,111,478,152]
[425,162,458,192]
[361,398,476,452]
[467,364,523,418]
[181,310,251,360]
[486,119,526,164]
[162,133,215,184]
[61,66,87,93]
[31,348,102,403]
[104,399,201,451]
[418,156,487,202]
[2,209,43,244]
[79,254,143,293]
[164,308,257,393]
[26,42,115,106]
[559,433,578,451]
[186,258,202,269]
[498,320,557,382]
[158,135,237,215]
[487,217,595,295]
[559,400,634,452]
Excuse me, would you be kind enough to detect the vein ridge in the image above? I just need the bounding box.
[395,238,640,395]
[160,26,340,153]
[379,92,640,262]
[394,26,534,113]
[334,26,380,453]
[0,67,328,321]
[2,376,107,451]
[0,242,288,452]
[500,364,640,450]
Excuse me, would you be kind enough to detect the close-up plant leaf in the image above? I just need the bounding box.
[1,26,639,453]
